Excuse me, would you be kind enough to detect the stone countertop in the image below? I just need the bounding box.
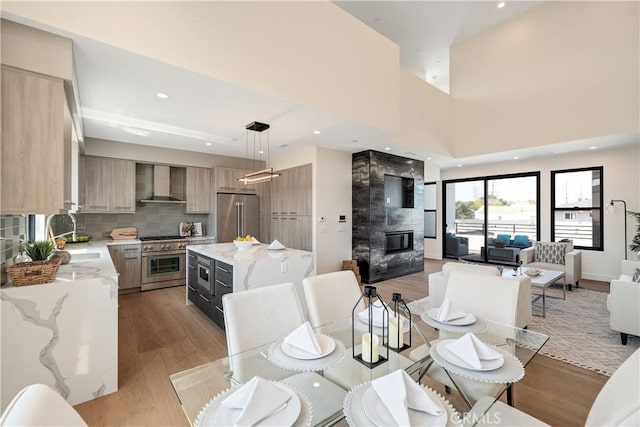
[187,242,311,265]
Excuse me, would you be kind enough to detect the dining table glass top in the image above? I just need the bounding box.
[169,297,549,426]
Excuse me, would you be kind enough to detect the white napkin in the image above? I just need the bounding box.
[358,303,390,327]
[251,237,260,245]
[371,369,444,426]
[284,321,322,356]
[268,239,285,250]
[221,376,291,426]
[436,298,468,322]
[446,332,503,370]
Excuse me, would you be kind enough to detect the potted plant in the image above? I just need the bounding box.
[7,240,61,286]
[628,211,640,255]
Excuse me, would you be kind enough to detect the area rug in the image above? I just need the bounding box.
[528,286,639,376]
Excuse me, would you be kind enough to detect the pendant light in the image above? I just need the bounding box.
[238,121,281,184]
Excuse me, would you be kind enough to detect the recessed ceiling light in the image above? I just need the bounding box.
[427,157,432,160]
[156,92,168,99]
[313,130,320,135]
[457,164,463,168]
[497,2,506,8]
[258,150,264,154]
[384,147,391,151]
[205,142,212,146]
[513,156,519,160]
[589,146,598,150]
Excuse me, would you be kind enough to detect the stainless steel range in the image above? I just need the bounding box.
[140,235,188,291]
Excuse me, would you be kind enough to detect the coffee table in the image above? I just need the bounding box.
[502,267,565,317]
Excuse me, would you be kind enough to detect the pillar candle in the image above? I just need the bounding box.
[361,333,379,363]
[389,316,404,348]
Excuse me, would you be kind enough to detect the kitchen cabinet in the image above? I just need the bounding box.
[215,167,257,194]
[108,243,142,291]
[187,249,231,330]
[255,179,271,242]
[269,164,312,250]
[1,65,74,214]
[80,156,136,213]
[185,167,212,213]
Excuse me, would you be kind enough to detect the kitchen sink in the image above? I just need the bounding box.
[69,251,102,262]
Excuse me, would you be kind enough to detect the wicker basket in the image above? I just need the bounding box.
[7,258,62,286]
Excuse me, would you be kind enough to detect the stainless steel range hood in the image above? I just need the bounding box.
[139,165,186,204]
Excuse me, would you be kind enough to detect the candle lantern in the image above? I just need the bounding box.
[388,292,411,352]
[351,285,388,368]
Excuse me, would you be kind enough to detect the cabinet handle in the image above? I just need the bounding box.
[215,306,224,313]
[216,265,229,273]
[220,186,235,190]
[289,217,297,220]
[215,279,230,288]
[289,212,298,215]
[280,212,287,214]
[188,285,196,292]
[124,248,139,251]
[89,205,108,209]
[114,206,132,210]
[199,294,211,303]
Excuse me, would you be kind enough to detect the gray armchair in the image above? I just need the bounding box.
[521,241,582,290]
[445,235,469,258]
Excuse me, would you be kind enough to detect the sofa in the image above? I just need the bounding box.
[607,260,640,345]
[521,241,582,290]
[445,233,469,257]
[428,262,532,328]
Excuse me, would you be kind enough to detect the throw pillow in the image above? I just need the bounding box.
[496,234,511,244]
[633,268,640,283]
[512,235,529,247]
[534,242,566,264]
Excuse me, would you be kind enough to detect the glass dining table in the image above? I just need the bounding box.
[169,297,549,426]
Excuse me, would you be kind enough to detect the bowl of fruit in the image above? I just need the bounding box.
[233,235,254,250]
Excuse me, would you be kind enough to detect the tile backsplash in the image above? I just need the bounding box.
[52,203,209,238]
[1,215,27,285]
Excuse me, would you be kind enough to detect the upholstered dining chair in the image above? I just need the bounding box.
[410,270,523,406]
[0,383,87,426]
[222,282,306,356]
[302,270,365,328]
[465,348,640,426]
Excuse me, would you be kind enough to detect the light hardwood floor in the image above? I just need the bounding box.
[74,260,608,426]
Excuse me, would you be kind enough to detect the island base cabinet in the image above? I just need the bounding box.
[186,250,231,331]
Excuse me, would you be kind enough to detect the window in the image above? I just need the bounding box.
[551,166,603,250]
[443,172,540,261]
[424,182,436,238]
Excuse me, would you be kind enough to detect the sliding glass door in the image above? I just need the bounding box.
[443,173,539,263]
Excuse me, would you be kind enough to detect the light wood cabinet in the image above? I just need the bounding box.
[80,156,136,213]
[108,244,141,291]
[269,164,312,251]
[186,167,211,213]
[1,65,73,214]
[214,167,257,194]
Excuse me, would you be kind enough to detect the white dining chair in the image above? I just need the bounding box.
[302,270,365,328]
[410,270,523,406]
[222,282,306,355]
[0,383,87,426]
[465,348,640,426]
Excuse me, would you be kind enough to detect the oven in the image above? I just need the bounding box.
[140,237,188,291]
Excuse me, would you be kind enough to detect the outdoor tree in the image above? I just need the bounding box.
[628,211,640,253]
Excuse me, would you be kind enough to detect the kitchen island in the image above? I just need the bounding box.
[186,243,314,329]
[0,244,118,411]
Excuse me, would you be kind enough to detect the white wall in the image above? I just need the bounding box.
[314,148,352,273]
[3,1,400,134]
[451,1,639,157]
[439,144,640,280]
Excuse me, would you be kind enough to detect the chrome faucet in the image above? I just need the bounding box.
[45,213,77,241]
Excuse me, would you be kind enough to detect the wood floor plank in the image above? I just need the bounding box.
[74,260,609,426]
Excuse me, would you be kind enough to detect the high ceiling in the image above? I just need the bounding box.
[4,2,635,169]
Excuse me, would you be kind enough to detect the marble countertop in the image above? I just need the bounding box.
[187,243,312,265]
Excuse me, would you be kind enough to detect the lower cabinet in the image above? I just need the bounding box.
[187,252,232,331]
[108,244,141,290]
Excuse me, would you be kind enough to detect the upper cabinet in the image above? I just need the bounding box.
[271,164,312,216]
[185,167,211,213]
[215,167,257,194]
[80,156,136,213]
[1,65,75,214]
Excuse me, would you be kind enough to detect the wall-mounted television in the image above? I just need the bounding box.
[384,174,414,208]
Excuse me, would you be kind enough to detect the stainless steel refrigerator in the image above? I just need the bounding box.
[216,194,260,243]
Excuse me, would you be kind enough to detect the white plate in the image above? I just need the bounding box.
[268,247,285,251]
[281,334,336,360]
[426,308,477,326]
[213,384,302,427]
[525,269,541,276]
[361,386,447,427]
[436,340,504,371]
